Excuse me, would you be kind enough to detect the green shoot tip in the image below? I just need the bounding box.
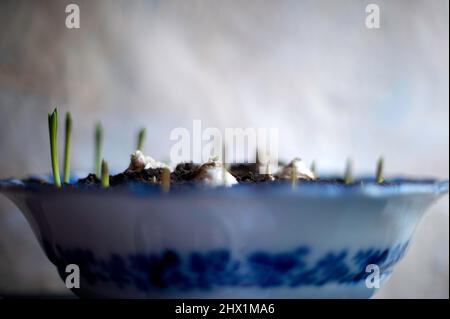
[95,122,103,177]
[48,108,61,188]
[63,112,72,184]
[101,159,109,188]
[344,159,353,184]
[137,128,146,151]
[376,157,384,184]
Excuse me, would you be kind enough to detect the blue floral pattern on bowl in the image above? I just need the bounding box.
[48,241,409,292]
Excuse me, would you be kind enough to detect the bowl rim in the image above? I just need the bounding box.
[0,173,448,200]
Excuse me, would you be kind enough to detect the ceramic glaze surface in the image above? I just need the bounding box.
[0,177,448,298]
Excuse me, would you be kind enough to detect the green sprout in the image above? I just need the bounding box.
[63,112,72,184]
[101,159,109,188]
[137,128,146,151]
[48,108,61,188]
[291,165,297,189]
[376,157,384,184]
[95,122,103,177]
[255,148,260,166]
[222,143,228,182]
[344,158,353,184]
[161,167,171,193]
[310,161,317,178]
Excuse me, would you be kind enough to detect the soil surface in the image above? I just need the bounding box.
[75,163,352,186]
[18,163,387,188]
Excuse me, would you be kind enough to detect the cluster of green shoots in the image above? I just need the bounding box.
[48,109,110,188]
[47,108,152,190]
[47,109,68,188]
[48,108,385,190]
[342,157,384,185]
[290,157,384,188]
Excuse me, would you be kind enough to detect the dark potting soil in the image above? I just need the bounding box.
[75,163,352,186]
[18,163,389,188]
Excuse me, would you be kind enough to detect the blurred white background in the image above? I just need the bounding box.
[0,0,448,298]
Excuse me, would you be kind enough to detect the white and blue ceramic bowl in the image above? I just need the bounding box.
[0,175,448,299]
